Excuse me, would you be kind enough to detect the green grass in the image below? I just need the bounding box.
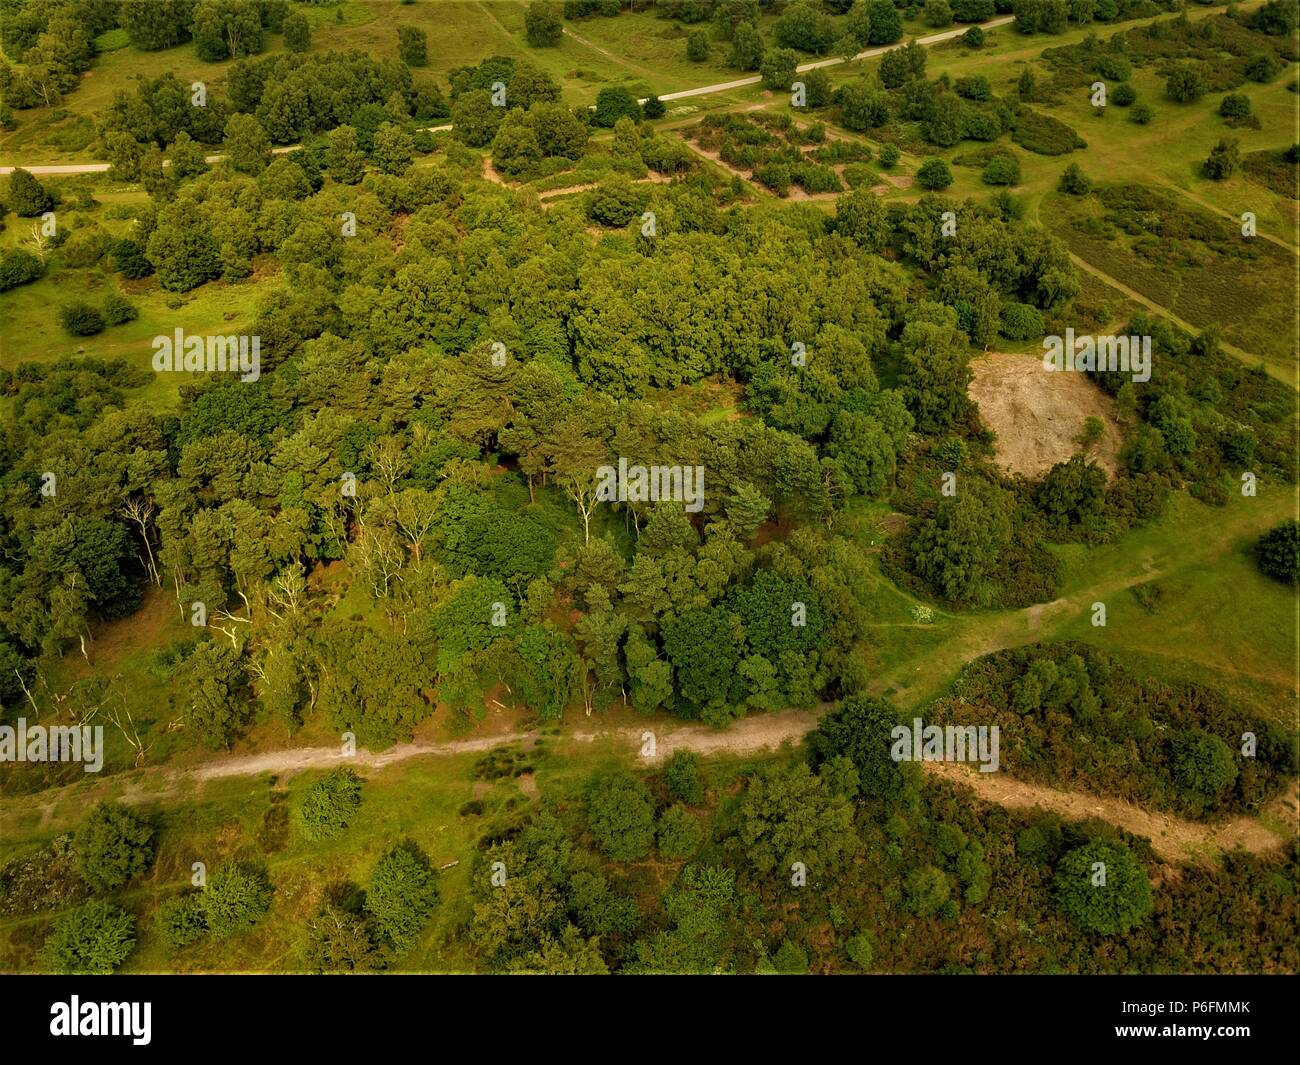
[867,485,1298,720]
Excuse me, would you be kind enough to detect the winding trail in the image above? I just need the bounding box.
[6,706,1294,868]
[1066,252,1290,385]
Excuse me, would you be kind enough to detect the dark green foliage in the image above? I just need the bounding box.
[917,158,953,189]
[657,804,704,858]
[45,900,136,974]
[760,48,799,91]
[588,771,656,861]
[1244,51,1282,83]
[300,768,364,840]
[1000,301,1044,339]
[1219,93,1251,118]
[74,803,155,893]
[593,85,642,127]
[1164,63,1205,103]
[981,153,1020,185]
[525,2,564,46]
[203,860,273,938]
[102,292,138,325]
[0,247,45,291]
[283,12,310,52]
[1256,520,1300,584]
[366,840,439,951]
[8,169,53,216]
[1170,730,1238,798]
[948,643,1296,818]
[809,696,919,803]
[398,25,428,66]
[1202,138,1240,179]
[664,750,704,805]
[159,893,208,949]
[1058,161,1091,194]
[59,302,104,337]
[1054,841,1153,935]
[1012,109,1086,155]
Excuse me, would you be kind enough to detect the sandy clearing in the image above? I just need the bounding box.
[925,762,1299,866]
[968,351,1123,479]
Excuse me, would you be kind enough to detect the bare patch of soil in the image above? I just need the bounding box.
[968,352,1123,480]
[926,763,1298,866]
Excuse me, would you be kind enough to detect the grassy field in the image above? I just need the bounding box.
[865,484,1299,725]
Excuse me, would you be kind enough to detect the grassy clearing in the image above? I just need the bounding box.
[866,485,1298,720]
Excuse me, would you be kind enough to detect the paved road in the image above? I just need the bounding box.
[0,17,1013,174]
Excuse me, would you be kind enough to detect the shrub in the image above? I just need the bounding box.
[300,767,364,840]
[111,238,153,279]
[102,292,138,325]
[1202,138,1240,180]
[955,74,992,101]
[588,770,656,860]
[772,938,808,974]
[525,2,564,46]
[366,840,439,952]
[1054,841,1153,935]
[158,893,208,949]
[1256,520,1300,583]
[643,96,666,119]
[60,301,105,337]
[1129,102,1153,124]
[982,153,1020,185]
[1012,109,1086,155]
[593,85,642,127]
[73,802,154,892]
[657,805,704,858]
[203,861,273,938]
[1170,730,1238,798]
[1165,64,1205,103]
[1244,52,1282,83]
[760,48,799,91]
[0,247,45,291]
[7,168,53,216]
[45,900,136,974]
[1112,83,1136,107]
[1058,161,1091,194]
[664,749,704,804]
[879,144,901,167]
[1000,301,1044,339]
[687,30,710,62]
[964,25,985,47]
[916,157,953,189]
[924,0,955,26]
[845,933,874,969]
[1219,94,1252,118]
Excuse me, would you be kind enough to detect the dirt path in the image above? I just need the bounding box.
[1151,178,1298,255]
[870,489,1296,707]
[1067,252,1291,386]
[925,762,1298,865]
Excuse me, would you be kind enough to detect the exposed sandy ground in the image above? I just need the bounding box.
[968,352,1123,479]
[8,707,1294,868]
[925,762,1299,866]
[572,708,821,763]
